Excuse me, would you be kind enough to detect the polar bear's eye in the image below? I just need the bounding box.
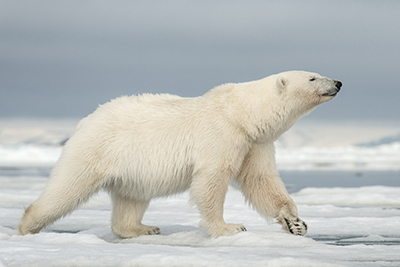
[309,77,316,81]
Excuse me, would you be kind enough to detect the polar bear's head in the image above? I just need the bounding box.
[275,71,342,106]
[213,70,342,140]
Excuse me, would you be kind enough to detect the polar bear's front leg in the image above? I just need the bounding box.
[238,173,307,236]
[235,142,307,236]
[190,169,247,238]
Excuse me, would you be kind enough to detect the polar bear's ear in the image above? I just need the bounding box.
[276,76,287,92]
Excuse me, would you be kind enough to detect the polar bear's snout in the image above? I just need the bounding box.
[322,80,342,97]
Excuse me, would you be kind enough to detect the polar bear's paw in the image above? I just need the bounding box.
[142,225,161,235]
[112,224,160,238]
[278,216,307,236]
[205,222,247,238]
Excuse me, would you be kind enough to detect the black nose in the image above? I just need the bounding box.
[335,80,342,90]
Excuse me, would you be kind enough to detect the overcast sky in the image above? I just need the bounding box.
[1,0,399,121]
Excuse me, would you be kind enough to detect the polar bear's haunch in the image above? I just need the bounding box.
[19,71,341,238]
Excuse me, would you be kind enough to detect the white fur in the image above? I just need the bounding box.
[19,71,340,238]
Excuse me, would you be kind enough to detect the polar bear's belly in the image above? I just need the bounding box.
[105,164,194,200]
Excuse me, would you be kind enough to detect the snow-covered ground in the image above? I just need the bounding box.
[1,176,400,267]
[0,119,399,266]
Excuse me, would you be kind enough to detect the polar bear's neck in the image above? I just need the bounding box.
[210,80,315,142]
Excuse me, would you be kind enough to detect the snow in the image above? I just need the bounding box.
[0,119,400,266]
[1,175,400,266]
[0,145,62,169]
[293,186,400,206]
[276,143,400,170]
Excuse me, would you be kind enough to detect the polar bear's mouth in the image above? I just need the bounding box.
[321,91,338,97]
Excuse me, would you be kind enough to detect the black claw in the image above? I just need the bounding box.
[303,222,308,230]
[147,229,160,235]
[284,218,290,225]
[284,218,294,234]
[241,226,247,232]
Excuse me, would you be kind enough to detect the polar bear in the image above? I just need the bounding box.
[19,71,341,238]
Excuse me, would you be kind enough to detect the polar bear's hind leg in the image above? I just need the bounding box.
[19,170,103,235]
[110,192,160,238]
